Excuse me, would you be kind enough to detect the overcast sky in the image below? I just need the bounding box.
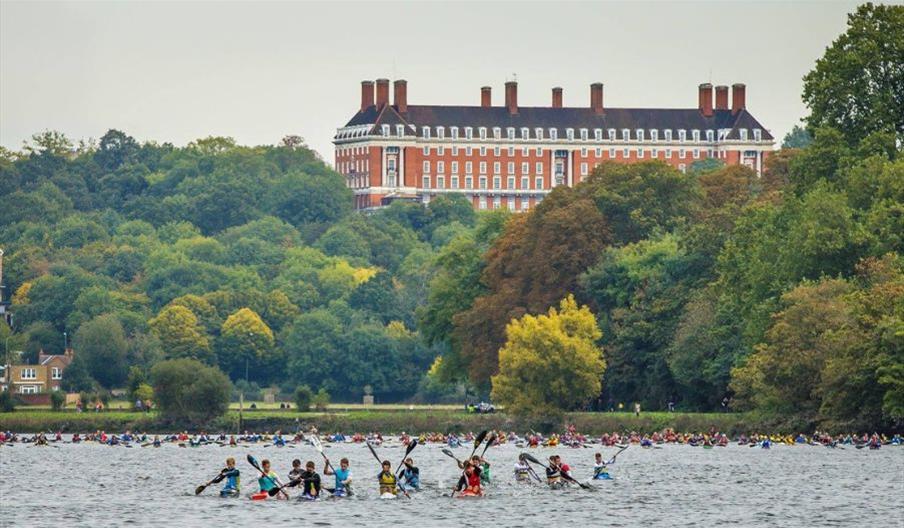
[1,1,861,162]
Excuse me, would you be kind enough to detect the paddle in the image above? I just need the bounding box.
[247,454,289,499]
[441,448,463,465]
[312,434,353,497]
[366,440,411,498]
[521,452,592,490]
[195,472,226,495]
[593,445,628,478]
[451,430,489,497]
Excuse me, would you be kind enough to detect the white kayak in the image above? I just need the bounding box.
[380,492,397,500]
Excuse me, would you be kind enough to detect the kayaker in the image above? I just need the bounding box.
[295,461,321,498]
[453,461,482,496]
[377,460,397,496]
[397,457,420,492]
[323,457,352,496]
[592,452,614,479]
[257,459,280,494]
[546,456,563,488]
[514,454,532,482]
[221,457,240,496]
[477,456,491,485]
[288,459,303,482]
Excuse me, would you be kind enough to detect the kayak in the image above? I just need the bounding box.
[592,473,614,480]
[380,492,397,500]
[329,489,350,499]
[220,489,240,498]
[548,481,568,490]
[456,490,483,498]
[296,494,319,502]
[250,491,288,501]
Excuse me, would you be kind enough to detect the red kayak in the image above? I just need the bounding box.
[456,490,483,498]
[250,491,288,501]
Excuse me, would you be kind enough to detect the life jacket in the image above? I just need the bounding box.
[258,471,278,491]
[546,465,562,483]
[465,471,481,490]
[223,468,240,491]
[378,471,397,494]
[333,468,350,491]
[514,462,531,481]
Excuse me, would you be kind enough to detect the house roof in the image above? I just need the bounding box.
[343,105,773,141]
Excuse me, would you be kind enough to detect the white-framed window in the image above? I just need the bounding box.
[479,161,487,174]
[535,128,544,140]
[753,128,762,141]
[465,176,473,189]
[507,162,515,174]
[692,130,701,142]
[522,146,529,157]
[21,385,38,394]
[396,124,404,136]
[423,146,430,156]
[535,176,544,189]
[493,196,501,209]
[438,146,444,156]
[608,129,616,141]
[521,176,529,189]
[594,129,603,141]
[581,162,588,176]
[739,129,748,140]
[493,176,501,189]
[479,196,487,210]
[479,176,487,189]
[507,127,515,140]
[549,128,557,140]
[466,146,473,156]
[422,126,431,139]
[422,176,431,189]
[437,161,445,174]
[595,147,602,157]
[679,163,687,173]
[637,148,644,159]
[436,126,445,139]
[465,127,473,139]
[451,146,458,156]
[652,148,658,158]
[507,146,514,157]
[507,176,515,189]
[609,148,616,158]
[423,161,431,173]
[493,161,501,174]
[708,149,714,158]
[450,126,459,139]
[521,127,530,140]
[666,149,673,159]
[437,175,445,189]
[480,146,487,156]
[451,161,458,174]
[21,368,36,380]
[521,162,529,175]
[680,148,686,159]
[623,147,630,158]
[536,147,542,156]
[580,128,588,141]
[664,129,672,141]
[651,129,658,142]
[387,158,396,172]
[494,146,501,157]
[479,127,487,140]
[451,176,459,189]
[381,124,389,136]
[706,130,714,142]
[693,148,700,159]
[521,198,529,211]
[536,162,543,174]
[465,161,473,174]
[581,147,588,157]
[493,127,501,139]
[566,128,575,140]
[507,198,515,211]
[636,129,645,142]
[678,129,686,142]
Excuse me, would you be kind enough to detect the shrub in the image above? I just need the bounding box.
[294,385,313,411]
[134,384,154,406]
[50,390,66,411]
[151,359,231,423]
[312,388,331,411]
[0,390,15,412]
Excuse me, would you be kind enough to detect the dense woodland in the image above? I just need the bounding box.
[1,3,901,430]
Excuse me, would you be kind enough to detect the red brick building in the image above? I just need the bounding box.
[335,79,774,211]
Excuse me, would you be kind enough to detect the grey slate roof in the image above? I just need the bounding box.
[343,105,773,141]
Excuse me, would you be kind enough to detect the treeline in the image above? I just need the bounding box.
[0,132,498,402]
[421,3,903,430]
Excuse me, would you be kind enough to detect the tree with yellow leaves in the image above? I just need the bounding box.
[491,295,605,415]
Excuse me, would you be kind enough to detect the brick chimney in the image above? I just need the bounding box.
[590,83,604,115]
[375,78,390,108]
[505,81,518,115]
[360,81,374,112]
[394,79,407,113]
[481,86,492,107]
[732,83,746,114]
[552,87,563,108]
[698,83,713,117]
[715,85,729,110]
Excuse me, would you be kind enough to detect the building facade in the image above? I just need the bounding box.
[334,79,774,211]
[0,348,73,394]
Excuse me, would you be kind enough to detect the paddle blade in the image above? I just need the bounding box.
[521,452,543,466]
[473,430,488,449]
[194,484,206,495]
[247,454,261,472]
[268,486,282,496]
[405,438,418,455]
[441,448,455,458]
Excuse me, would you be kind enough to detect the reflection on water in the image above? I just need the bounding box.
[2,441,902,526]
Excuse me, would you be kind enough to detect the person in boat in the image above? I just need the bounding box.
[592,452,614,479]
[220,457,240,496]
[288,459,304,482]
[513,454,533,483]
[397,457,420,492]
[294,461,321,499]
[152,435,161,447]
[257,459,280,494]
[453,461,482,496]
[377,460,397,496]
[323,457,352,496]
[546,456,564,487]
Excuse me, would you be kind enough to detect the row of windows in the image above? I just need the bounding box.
[474,195,538,212]
[382,124,763,142]
[339,159,369,174]
[424,160,544,175]
[423,175,548,191]
[14,367,61,380]
[336,145,369,157]
[423,145,547,158]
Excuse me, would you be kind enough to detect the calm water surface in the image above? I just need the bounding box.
[2,441,902,527]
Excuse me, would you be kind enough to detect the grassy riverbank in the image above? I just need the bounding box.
[0,408,786,435]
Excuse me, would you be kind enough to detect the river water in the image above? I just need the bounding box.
[2,440,901,527]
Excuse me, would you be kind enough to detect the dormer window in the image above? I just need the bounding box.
[739,128,748,140]
[678,129,686,142]
[753,128,762,141]
[465,127,473,139]
[382,124,390,136]
[664,129,672,141]
[549,128,558,140]
[506,127,515,140]
[636,129,644,142]
[706,130,714,142]
[535,127,544,140]
[622,128,631,141]
[692,130,700,142]
[493,127,501,139]
[396,125,404,136]
[566,128,575,140]
[479,127,487,140]
[451,126,459,139]
[521,127,530,140]
[580,129,588,141]
[422,126,431,139]
[608,129,616,141]
[437,126,445,139]
[651,130,658,142]
[594,129,603,141]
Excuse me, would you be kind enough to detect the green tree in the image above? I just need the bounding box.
[492,296,605,415]
[151,358,231,423]
[802,3,904,144]
[216,308,276,382]
[74,314,129,388]
[294,385,313,411]
[149,305,213,363]
[50,390,66,411]
[60,353,95,392]
[782,125,813,148]
[312,387,331,411]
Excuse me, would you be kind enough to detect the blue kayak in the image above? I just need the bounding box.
[220,488,240,498]
[593,473,614,480]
